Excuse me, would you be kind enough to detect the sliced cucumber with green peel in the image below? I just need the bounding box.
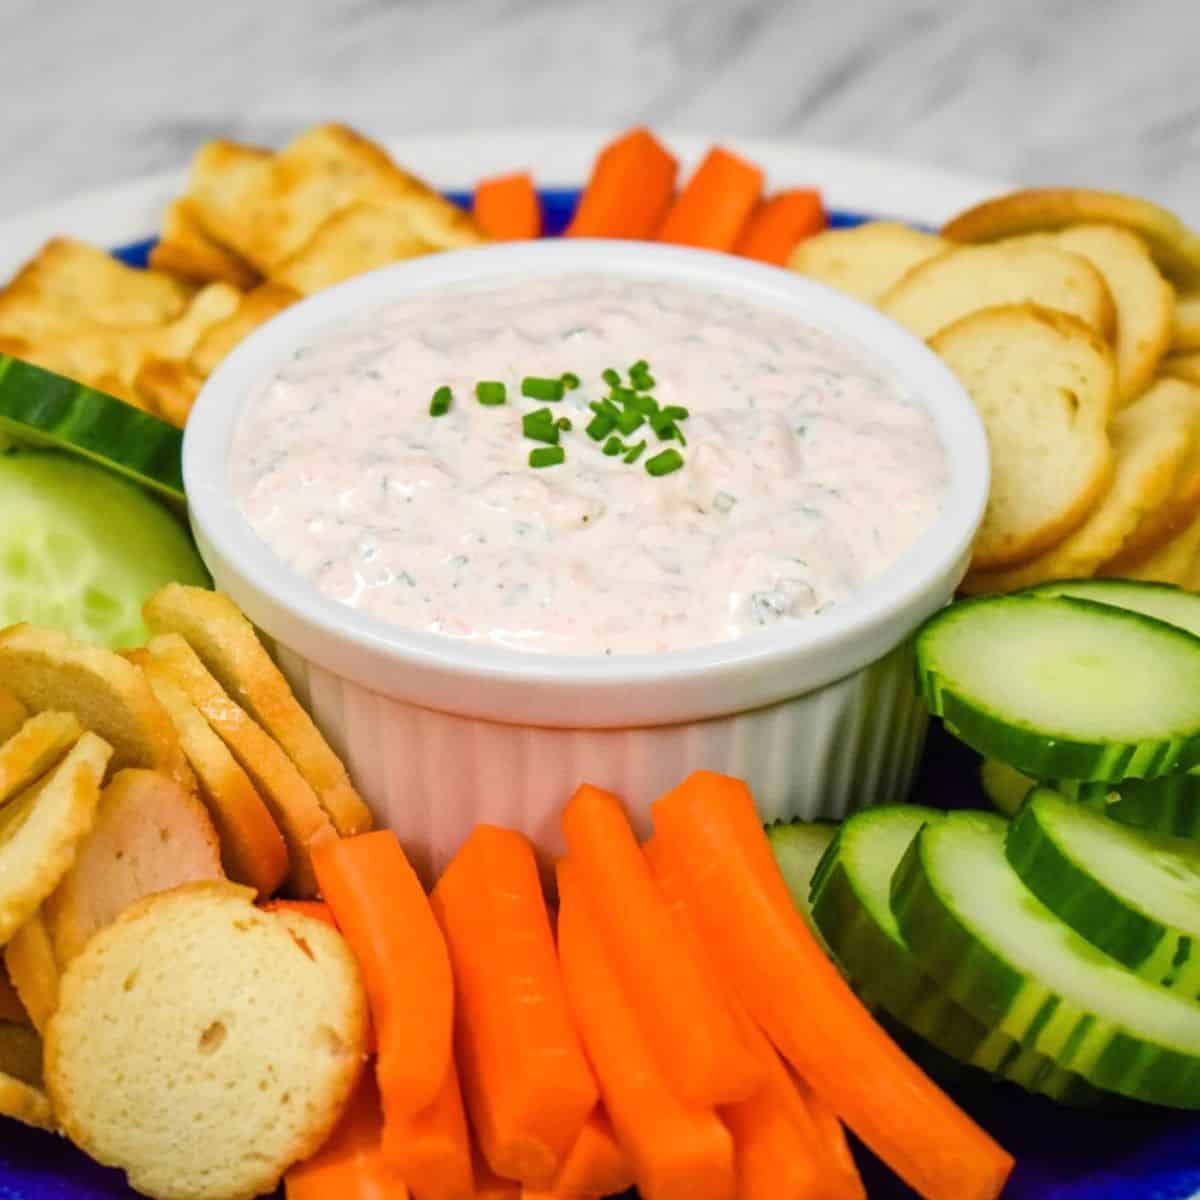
[892,810,1200,1107]
[809,806,1097,1103]
[765,820,836,936]
[1026,578,1200,638]
[980,759,1035,816]
[1008,787,1200,996]
[0,353,185,503]
[916,595,1200,781]
[1059,772,1200,839]
[0,451,209,649]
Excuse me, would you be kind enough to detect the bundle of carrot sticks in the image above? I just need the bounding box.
[280,771,1012,1200]
[470,128,828,266]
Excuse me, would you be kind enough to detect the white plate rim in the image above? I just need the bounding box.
[0,127,1015,278]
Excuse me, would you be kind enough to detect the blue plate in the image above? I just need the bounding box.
[7,187,1194,1200]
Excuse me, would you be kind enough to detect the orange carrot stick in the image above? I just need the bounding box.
[286,1070,408,1200]
[473,172,542,240]
[314,832,453,1119]
[644,834,858,1200]
[734,189,828,265]
[565,127,679,239]
[261,899,338,927]
[560,784,760,1108]
[476,1156,522,1199]
[431,825,597,1187]
[650,772,1014,1200]
[546,1106,634,1198]
[556,858,736,1200]
[382,1057,475,1200]
[655,146,764,250]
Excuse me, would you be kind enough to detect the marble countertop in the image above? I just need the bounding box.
[4,0,1200,222]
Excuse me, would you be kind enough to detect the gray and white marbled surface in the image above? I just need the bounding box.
[4,0,1200,221]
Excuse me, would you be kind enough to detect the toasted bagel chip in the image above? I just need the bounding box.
[145,585,372,837]
[1101,507,1200,587]
[0,965,28,1026]
[787,221,948,303]
[184,123,485,275]
[881,241,1116,341]
[4,913,58,1034]
[188,281,298,378]
[0,732,110,946]
[0,712,82,807]
[942,187,1200,285]
[143,635,336,897]
[46,881,366,1200]
[1173,289,1200,352]
[931,305,1116,569]
[0,624,192,791]
[962,384,1196,594]
[0,687,28,745]
[0,1020,53,1130]
[125,653,287,899]
[1106,379,1200,564]
[1162,352,1200,387]
[149,199,261,290]
[44,768,225,967]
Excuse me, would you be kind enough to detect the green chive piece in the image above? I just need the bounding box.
[646,448,684,477]
[589,399,620,420]
[429,385,452,417]
[650,412,677,441]
[630,359,650,375]
[557,417,573,432]
[529,446,566,468]
[631,370,656,390]
[586,413,616,441]
[623,439,647,464]
[521,376,565,401]
[560,371,581,390]
[662,405,689,421]
[610,385,636,407]
[523,408,560,445]
[603,436,625,457]
[615,408,645,435]
[602,368,621,388]
[629,392,659,416]
[675,426,688,447]
[476,380,507,406]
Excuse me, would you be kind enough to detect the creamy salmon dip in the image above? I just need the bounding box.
[231,273,947,655]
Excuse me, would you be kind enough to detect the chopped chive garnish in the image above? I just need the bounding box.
[623,440,647,464]
[557,417,573,432]
[589,399,620,419]
[429,385,452,417]
[521,376,565,401]
[603,436,625,456]
[610,386,636,407]
[476,380,507,406]
[646,448,684,477]
[628,392,659,415]
[630,359,649,375]
[522,408,560,444]
[662,405,689,421]
[529,446,566,468]
[586,413,616,441]
[631,370,656,390]
[615,408,645,435]
[650,412,678,441]
[560,371,581,390]
[602,368,621,388]
[675,426,688,447]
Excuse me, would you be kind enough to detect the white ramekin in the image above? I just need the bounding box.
[184,240,988,881]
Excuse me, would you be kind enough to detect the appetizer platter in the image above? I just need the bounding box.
[0,125,1199,1200]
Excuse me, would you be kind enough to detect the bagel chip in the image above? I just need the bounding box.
[1162,353,1200,387]
[0,1021,53,1130]
[787,221,948,303]
[4,913,58,1035]
[0,687,29,745]
[1173,289,1200,352]
[0,712,82,807]
[149,199,261,290]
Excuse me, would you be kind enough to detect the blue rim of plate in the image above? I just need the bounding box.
[2,187,1197,1200]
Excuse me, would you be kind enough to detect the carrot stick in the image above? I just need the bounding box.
[546,1106,633,1198]
[644,834,858,1200]
[475,1155,522,1199]
[313,832,453,1120]
[556,858,735,1200]
[431,825,597,1187]
[261,899,337,927]
[565,127,679,239]
[382,1057,474,1200]
[285,1069,408,1200]
[650,772,1014,1200]
[655,146,764,250]
[473,172,542,240]
[734,189,827,265]
[560,784,760,1108]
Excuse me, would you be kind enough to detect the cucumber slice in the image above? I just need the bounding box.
[980,759,1035,816]
[1008,786,1200,996]
[765,820,837,932]
[1058,772,1200,839]
[0,354,184,503]
[892,810,1200,1107]
[810,806,1096,1103]
[916,595,1200,781]
[0,451,209,649]
[1026,578,1200,639]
